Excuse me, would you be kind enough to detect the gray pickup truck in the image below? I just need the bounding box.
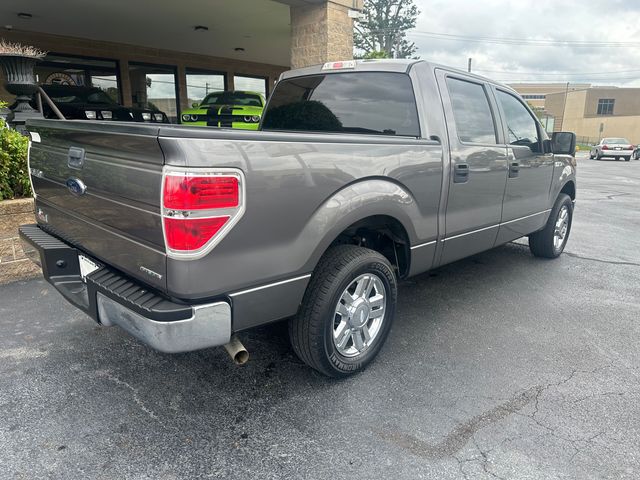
[20,59,577,377]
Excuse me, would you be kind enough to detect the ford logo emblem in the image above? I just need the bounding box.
[66,177,87,196]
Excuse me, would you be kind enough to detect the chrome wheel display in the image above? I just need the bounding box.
[554,205,569,251]
[333,273,386,358]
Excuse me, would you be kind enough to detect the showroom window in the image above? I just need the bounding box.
[597,99,615,115]
[186,68,226,107]
[234,74,268,98]
[34,54,121,103]
[129,62,179,123]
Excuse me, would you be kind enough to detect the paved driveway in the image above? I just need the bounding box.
[1,154,639,479]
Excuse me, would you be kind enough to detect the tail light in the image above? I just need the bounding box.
[162,167,245,259]
[602,145,609,150]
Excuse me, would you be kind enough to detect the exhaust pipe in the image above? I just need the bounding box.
[224,335,249,365]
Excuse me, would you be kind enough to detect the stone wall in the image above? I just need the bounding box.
[290,1,355,69]
[0,199,40,284]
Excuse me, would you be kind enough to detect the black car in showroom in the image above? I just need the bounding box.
[36,84,169,123]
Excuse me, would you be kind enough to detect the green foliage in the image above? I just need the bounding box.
[362,50,390,59]
[527,102,546,121]
[0,102,31,200]
[354,0,420,59]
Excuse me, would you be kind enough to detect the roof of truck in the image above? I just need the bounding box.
[281,59,421,79]
[280,59,514,93]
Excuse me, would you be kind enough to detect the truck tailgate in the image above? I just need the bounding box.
[27,120,167,291]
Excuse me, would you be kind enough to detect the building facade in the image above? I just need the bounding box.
[508,83,591,109]
[1,0,362,123]
[508,82,640,143]
[545,87,640,144]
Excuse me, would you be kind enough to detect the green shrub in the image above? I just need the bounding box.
[0,103,31,200]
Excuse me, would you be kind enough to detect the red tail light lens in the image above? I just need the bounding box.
[162,169,245,258]
[602,145,609,150]
[164,217,230,251]
[164,176,239,210]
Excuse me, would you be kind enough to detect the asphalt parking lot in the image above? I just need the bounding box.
[1,153,639,480]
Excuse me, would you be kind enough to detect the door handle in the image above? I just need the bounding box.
[453,163,469,183]
[509,161,520,178]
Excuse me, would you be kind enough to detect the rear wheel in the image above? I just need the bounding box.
[589,151,595,159]
[529,194,573,259]
[624,156,631,162]
[289,245,397,377]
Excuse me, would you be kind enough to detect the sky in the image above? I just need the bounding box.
[407,0,640,87]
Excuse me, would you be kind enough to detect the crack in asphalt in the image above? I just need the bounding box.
[605,193,631,200]
[563,251,640,267]
[473,436,507,480]
[377,386,540,460]
[383,365,626,477]
[95,370,158,420]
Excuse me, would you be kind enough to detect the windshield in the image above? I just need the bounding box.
[44,88,117,105]
[603,138,630,144]
[200,92,263,107]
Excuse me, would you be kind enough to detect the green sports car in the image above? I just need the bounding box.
[180,90,265,129]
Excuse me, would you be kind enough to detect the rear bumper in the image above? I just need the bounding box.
[600,150,633,156]
[19,224,231,353]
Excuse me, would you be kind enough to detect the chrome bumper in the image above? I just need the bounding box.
[19,224,232,354]
[97,294,231,353]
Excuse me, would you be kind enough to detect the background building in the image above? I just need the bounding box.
[0,0,362,123]
[508,82,591,109]
[508,82,640,144]
[545,87,640,144]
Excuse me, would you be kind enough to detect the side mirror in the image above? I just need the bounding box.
[551,132,576,156]
[192,102,199,108]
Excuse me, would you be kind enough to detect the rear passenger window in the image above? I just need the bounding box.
[496,90,541,152]
[446,77,497,144]
[262,72,420,137]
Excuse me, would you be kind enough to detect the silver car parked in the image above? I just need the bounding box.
[590,137,635,161]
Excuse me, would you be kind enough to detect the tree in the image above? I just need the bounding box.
[354,0,420,59]
[362,50,390,59]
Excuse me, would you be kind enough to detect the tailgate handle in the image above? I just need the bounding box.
[68,147,85,169]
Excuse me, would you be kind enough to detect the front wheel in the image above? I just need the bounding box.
[289,245,397,377]
[529,193,573,258]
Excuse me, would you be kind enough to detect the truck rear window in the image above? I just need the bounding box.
[262,72,420,137]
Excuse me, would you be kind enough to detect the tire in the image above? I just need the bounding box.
[595,153,601,160]
[289,245,397,377]
[615,156,620,161]
[624,156,631,162]
[529,193,573,259]
[589,151,595,159]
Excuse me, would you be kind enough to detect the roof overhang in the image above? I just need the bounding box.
[1,0,294,66]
